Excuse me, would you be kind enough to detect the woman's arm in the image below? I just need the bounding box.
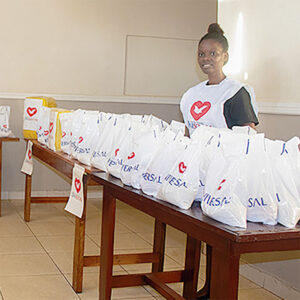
[243,122,256,130]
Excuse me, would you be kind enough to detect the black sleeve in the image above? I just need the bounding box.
[223,87,259,129]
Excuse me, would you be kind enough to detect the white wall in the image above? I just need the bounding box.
[218,0,300,111]
[0,0,216,99]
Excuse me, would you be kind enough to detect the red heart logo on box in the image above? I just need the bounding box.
[27,107,37,117]
[49,122,54,133]
[190,101,211,121]
[75,178,81,193]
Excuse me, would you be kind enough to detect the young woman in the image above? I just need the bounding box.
[180,23,259,135]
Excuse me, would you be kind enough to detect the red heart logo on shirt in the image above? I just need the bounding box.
[178,162,187,174]
[49,122,54,133]
[75,178,81,193]
[28,149,32,160]
[78,136,83,143]
[27,107,37,117]
[128,152,135,159]
[190,101,211,121]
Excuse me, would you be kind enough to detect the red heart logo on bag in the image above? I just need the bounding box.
[190,101,211,121]
[128,152,135,159]
[62,131,66,138]
[75,178,81,193]
[44,130,49,136]
[27,107,37,117]
[78,136,83,143]
[179,162,187,174]
[217,179,226,191]
[49,122,54,133]
[28,149,32,160]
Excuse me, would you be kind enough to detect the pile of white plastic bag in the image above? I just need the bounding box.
[31,108,300,229]
[0,106,12,137]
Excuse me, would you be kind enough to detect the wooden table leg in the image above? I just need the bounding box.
[209,245,240,300]
[0,141,2,217]
[182,236,201,300]
[24,173,32,222]
[152,220,166,273]
[196,244,211,300]
[99,186,116,300]
[72,175,88,293]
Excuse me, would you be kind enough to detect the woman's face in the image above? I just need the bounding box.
[198,39,228,77]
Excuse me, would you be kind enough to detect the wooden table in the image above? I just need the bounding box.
[0,136,19,216]
[24,140,300,300]
[90,172,300,300]
[23,139,100,292]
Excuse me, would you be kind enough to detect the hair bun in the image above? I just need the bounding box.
[207,23,224,35]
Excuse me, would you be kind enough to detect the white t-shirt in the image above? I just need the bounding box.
[180,78,258,135]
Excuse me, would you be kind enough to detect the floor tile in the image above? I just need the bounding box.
[64,271,156,300]
[76,271,155,299]
[238,287,283,300]
[38,235,100,254]
[89,232,152,250]
[48,252,97,274]
[116,210,155,233]
[0,236,44,254]
[0,275,79,300]
[27,220,75,236]
[239,275,261,290]
[0,253,60,276]
[85,218,132,236]
[0,221,33,237]
[0,201,292,300]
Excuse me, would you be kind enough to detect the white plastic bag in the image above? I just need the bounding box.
[201,133,248,228]
[191,126,223,202]
[70,110,88,159]
[91,116,129,172]
[265,138,300,228]
[106,119,140,179]
[120,124,162,188]
[241,135,278,225]
[59,112,73,155]
[170,120,186,135]
[285,137,300,195]
[144,115,169,132]
[37,107,50,145]
[157,142,203,210]
[140,131,190,198]
[0,106,12,137]
[232,125,257,135]
[75,111,99,166]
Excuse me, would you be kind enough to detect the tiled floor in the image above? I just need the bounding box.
[0,198,283,300]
